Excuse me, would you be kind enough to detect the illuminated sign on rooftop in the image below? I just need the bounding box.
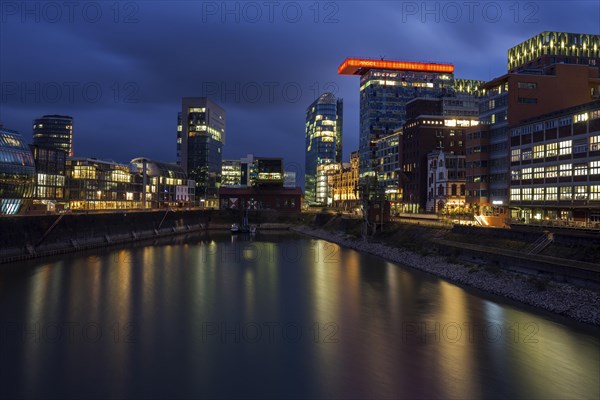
[338,58,455,75]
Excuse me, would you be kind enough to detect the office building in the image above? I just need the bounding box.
[131,158,194,208]
[221,159,242,186]
[29,144,67,211]
[65,158,142,210]
[509,100,600,227]
[0,127,35,215]
[374,131,401,213]
[305,92,343,205]
[32,115,74,156]
[465,63,600,223]
[177,97,226,206]
[338,58,455,178]
[218,157,300,211]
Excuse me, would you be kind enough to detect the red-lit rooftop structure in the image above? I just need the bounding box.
[338,58,455,75]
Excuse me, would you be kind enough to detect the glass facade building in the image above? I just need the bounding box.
[131,158,194,208]
[32,115,74,156]
[0,127,35,215]
[29,145,67,210]
[178,97,226,205]
[65,158,142,210]
[305,92,343,206]
[339,58,455,179]
[374,131,401,212]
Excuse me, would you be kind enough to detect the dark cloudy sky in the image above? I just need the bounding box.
[1,1,598,182]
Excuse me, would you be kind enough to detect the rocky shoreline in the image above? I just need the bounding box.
[291,226,600,326]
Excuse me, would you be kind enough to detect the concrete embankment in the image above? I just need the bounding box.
[291,224,600,326]
[0,209,301,264]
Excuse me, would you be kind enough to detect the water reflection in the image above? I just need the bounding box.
[0,232,597,399]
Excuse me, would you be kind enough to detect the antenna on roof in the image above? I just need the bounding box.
[380,55,386,60]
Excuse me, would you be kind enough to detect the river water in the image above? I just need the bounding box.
[0,232,598,399]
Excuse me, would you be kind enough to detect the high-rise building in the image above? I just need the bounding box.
[32,115,74,156]
[305,92,343,206]
[177,97,226,205]
[338,58,455,178]
[508,32,600,73]
[0,127,35,215]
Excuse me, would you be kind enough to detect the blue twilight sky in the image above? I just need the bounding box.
[1,1,599,184]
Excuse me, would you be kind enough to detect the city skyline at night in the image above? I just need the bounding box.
[1,2,598,188]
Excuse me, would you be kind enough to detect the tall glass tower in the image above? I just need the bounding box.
[305,92,343,206]
[32,115,74,156]
[177,97,226,204]
[338,58,455,178]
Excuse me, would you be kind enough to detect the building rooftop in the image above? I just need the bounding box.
[338,58,454,75]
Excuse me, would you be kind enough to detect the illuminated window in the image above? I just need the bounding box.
[534,167,544,179]
[574,112,589,123]
[590,161,600,175]
[574,164,588,176]
[560,186,572,200]
[511,149,521,162]
[590,136,600,151]
[559,140,572,155]
[545,142,558,157]
[522,168,532,179]
[533,145,545,159]
[591,185,600,200]
[522,149,532,160]
[546,187,558,201]
[522,188,532,201]
[574,186,587,200]
[546,165,558,178]
[510,188,521,201]
[533,187,544,201]
[559,164,572,177]
[511,170,520,181]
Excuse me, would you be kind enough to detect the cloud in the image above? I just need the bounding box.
[1,0,598,187]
